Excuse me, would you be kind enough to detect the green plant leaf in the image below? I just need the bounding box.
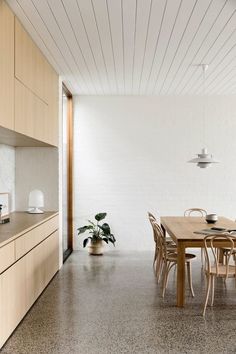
[77,225,93,235]
[83,238,90,248]
[95,213,107,221]
[98,223,111,235]
[102,237,109,244]
[109,234,116,243]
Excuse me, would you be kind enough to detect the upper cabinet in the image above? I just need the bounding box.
[15,18,49,103]
[0,1,14,130]
[14,18,59,146]
[0,2,59,147]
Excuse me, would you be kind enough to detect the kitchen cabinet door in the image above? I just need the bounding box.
[0,256,27,348]
[0,1,14,130]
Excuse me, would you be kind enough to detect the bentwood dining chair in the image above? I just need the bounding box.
[148,212,176,283]
[203,234,236,316]
[152,221,196,298]
[184,208,207,264]
[184,208,207,217]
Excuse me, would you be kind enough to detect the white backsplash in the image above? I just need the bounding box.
[0,144,15,211]
[15,147,59,211]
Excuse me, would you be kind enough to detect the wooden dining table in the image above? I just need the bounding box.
[160,216,236,307]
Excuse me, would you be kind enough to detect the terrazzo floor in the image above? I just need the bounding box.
[1,250,236,354]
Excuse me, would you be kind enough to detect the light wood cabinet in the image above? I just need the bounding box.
[0,1,14,130]
[26,231,59,307]
[47,67,59,146]
[15,215,59,260]
[14,17,59,146]
[14,79,49,143]
[0,241,15,274]
[0,256,27,348]
[0,2,58,146]
[15,17,48,103]
[0,214,59,348]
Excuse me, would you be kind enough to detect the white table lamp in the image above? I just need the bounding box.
[28,190,44,214]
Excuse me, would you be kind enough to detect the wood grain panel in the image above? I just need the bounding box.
[14,79,49,144]
[26,231,59,308]
[0,242,15,274]
[47,66,59,146]
[0,0,14,129]
[15,215,59,260]
[0,226,59,348]
[0,255,27,348]
[15,17,48,102]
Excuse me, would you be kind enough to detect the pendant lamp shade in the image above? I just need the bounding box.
[188,148,219,168]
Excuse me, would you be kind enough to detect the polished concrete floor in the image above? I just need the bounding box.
[2,250,236,354]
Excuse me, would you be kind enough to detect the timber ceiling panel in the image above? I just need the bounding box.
[6,0,236,95]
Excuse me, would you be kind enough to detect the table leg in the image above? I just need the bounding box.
[177,241,185,307]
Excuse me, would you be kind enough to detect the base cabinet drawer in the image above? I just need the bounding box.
[0,231,59,348]
[0,242,15,274]
[15,215,59,260]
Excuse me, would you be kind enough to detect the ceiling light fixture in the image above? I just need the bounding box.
[188,64,219,168]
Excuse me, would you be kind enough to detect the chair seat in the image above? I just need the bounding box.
[166,244,177,249]
[222,247,236,254]
[166,240,176,246]
[207,264,236,277]
[166,253,196,262]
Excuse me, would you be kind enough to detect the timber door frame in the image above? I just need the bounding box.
[62,83,73,262]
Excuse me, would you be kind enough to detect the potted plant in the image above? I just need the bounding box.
[77,213,116,255]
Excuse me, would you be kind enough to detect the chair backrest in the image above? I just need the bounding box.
[148,212,156,221]
[148,212,157,243]
[152,221,167,260]
[203,234,236,278]
[184,208,207,217]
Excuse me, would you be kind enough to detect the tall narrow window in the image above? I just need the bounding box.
[62,84,73,261]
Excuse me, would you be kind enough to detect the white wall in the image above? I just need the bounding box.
[73,95,236,251]
[15,147,58,211]
[0,144,15,211]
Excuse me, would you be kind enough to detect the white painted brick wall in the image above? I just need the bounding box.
[73,95,236,251]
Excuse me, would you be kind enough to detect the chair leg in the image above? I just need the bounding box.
[157,258,164,284]
[186,261,195,297]
[162,262,168,298]
[153,248,157,271]
[203,274,211,317]
[210,275,215,307]
[201,248,204,267]
[162,262,175,298]
[156,254,162,282]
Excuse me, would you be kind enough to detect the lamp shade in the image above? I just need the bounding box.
[188,148,219,168]
[28,190,44,214]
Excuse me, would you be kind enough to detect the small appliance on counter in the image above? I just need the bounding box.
[28,189,44,214]
[0,193,10,224]
[0,204,10,224]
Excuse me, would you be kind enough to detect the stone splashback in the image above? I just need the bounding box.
[0,144,15,211]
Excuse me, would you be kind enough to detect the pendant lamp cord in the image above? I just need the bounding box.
[202,64,206,149]
[202,64,209,150]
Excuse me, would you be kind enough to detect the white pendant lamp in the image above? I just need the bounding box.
[188,64,219,168]
[188,147,219,168]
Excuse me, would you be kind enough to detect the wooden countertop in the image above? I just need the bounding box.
[0,211,58,247]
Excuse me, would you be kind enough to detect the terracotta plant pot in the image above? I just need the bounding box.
[88,239,104,255]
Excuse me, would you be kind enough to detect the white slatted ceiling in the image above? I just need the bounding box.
[6,0,236,95]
